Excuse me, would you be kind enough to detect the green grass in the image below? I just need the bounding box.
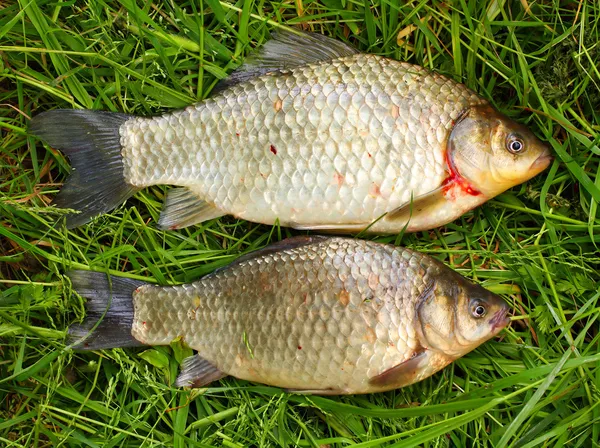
[1,0,599,446]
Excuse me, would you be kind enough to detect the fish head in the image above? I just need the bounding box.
[416,274,510,358]
[448,104,553,198]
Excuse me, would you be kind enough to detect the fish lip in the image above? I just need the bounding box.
[490,306,511,333]
[530,148,554,173]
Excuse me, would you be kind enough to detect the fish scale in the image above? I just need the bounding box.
[131,238,431,393]
[120,53,484,229]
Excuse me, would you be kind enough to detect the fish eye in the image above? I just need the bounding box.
[471,302,487,318]
[506,134,525,154]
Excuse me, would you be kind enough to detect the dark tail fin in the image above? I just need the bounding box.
[30,110,139,228]
[67,271,147,350]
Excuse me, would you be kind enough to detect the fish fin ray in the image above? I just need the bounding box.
[29,110,139,228]
[385,186,449,222]
[216,236,330,273]
[67,271,147,350]
[158,188,225,230]
[290,222,368,233]
[175,354,226,387]
[368,350,429,388]
[283,388,345,395]
[213,30,358,93]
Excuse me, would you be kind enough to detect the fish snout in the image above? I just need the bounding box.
[530,147,554,173]
[490,305,510,333]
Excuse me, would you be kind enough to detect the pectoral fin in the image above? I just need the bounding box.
[175,354,227,388]
[158,188,225,230]
[385,186,449,222]
[368,350,430,388]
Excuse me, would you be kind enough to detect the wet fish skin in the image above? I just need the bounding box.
[69,236,510,394]
[30,31,552,231]
[121,53,486,232]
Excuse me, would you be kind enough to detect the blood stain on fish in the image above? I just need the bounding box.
[369,183,381,197]
[333,172,344,188]
[442,150,481,197]
[270,145,277,155]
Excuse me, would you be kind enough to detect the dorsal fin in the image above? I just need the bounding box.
[213,30,359,93]
[215,235,330,273]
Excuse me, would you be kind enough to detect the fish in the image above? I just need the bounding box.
[30,30,552,233]
[68,236,510,394]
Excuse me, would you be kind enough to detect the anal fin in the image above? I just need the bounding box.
[158,188,224,230]
[175,354,227,388]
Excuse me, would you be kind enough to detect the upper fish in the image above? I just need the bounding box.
[30,30,552,232]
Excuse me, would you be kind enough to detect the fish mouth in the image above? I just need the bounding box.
[530,148,554,173]
[490,306,511,334]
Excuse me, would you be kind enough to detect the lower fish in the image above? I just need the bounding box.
[69,236,510,394]
[30,30,552,233]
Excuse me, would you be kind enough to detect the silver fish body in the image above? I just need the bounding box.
[31,31,551,231]
[121,53,485,232]
[70,236,510,394]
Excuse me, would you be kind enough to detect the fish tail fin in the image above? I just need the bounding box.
[67,271,147,350]
[29,110,139,228]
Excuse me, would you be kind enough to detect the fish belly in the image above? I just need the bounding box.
[130,238,434,393]
[120,54,483,229]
